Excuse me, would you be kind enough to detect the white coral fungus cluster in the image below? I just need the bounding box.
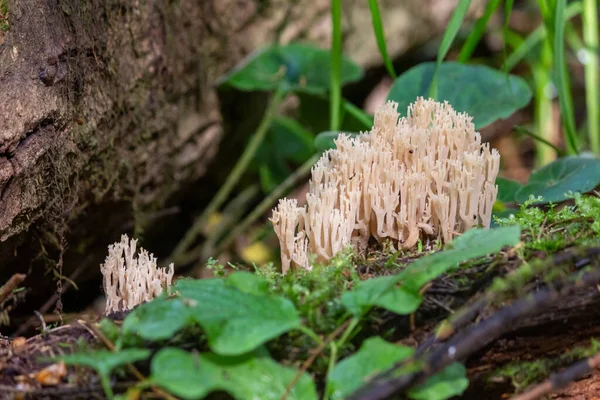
[270,98,500,274]
[100,234,174,314]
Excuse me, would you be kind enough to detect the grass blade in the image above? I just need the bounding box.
[429,0,472,98]
[501,0,515,70]
[582,0,599,153]
[330,0,343,132]
[458,0,502,62]
[553,0,579,154]
[368,0,397,78]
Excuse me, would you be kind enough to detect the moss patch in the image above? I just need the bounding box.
[0,0,8,32]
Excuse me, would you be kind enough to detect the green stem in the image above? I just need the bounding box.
[298,325,324,346]
[170,88,286,265]
[336,317,360,349]
[330,0,342,131]
[583,0,599,154]
[368,0,397,78]
[323,342,338,400]
[100,375,114,399]
[214,153,320,256]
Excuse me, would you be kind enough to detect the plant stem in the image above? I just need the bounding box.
[214,153,320,256]
[583,0,599,154]
[330,0,342,131]
[458,0,502,62]
[323,342,338,400]
[336,317,360,349]
[299,325,324,346]
[170,88,286,265]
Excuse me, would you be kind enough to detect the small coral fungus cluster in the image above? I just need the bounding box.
[100,235,174,314]
[271,98,500,273]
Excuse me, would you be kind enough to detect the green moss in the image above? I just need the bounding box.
[491,339,600,391]
[0,0,8,32]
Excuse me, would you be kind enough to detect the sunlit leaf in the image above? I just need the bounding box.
[122,298,194,342]
[175,273,301,355]
[327,337,415,400]
[151,348,317,400]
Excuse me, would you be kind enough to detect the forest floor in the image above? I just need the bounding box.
[1,195,600,400]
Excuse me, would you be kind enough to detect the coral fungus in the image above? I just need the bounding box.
[271,97,500,273]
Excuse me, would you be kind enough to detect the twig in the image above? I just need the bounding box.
[511,351,600,400]
[281,319,351,400]
[16,259,89,336]
[347,251,600,400]
[81,320,177,400]
[0,273,26,304]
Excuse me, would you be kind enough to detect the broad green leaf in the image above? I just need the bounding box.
[386,62,532,129]
[341,226,521,316]
[314,131,360,152]
[341,275,422,316]
[408,363,469,400]
[175,272,301,355]
[60,349,150,398]
[218,43,363,94]
[122,297,195,341]
[327,337,415,400]
[515,156,600,204]
[496,177,522,203]
[151,348,318,400]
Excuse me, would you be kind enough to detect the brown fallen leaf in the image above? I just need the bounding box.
[34,362,67,386]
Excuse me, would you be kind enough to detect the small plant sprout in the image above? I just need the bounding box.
[100,234,174,314]
[271,98,501,273]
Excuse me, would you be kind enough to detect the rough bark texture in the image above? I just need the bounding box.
[0,0,482,315]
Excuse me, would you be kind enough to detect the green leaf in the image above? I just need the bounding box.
[408,363,469,400]
[314,131,361,152]
[218,43,363,94]
[327,337,415,400]
[341,226,521,316]
[175,272,301,355]
[386,62,532,129]
[60,349,150,399]
[496,177,522,203]
[151,348,318,400]
[515,156,600,204]
[122,297,195,342]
